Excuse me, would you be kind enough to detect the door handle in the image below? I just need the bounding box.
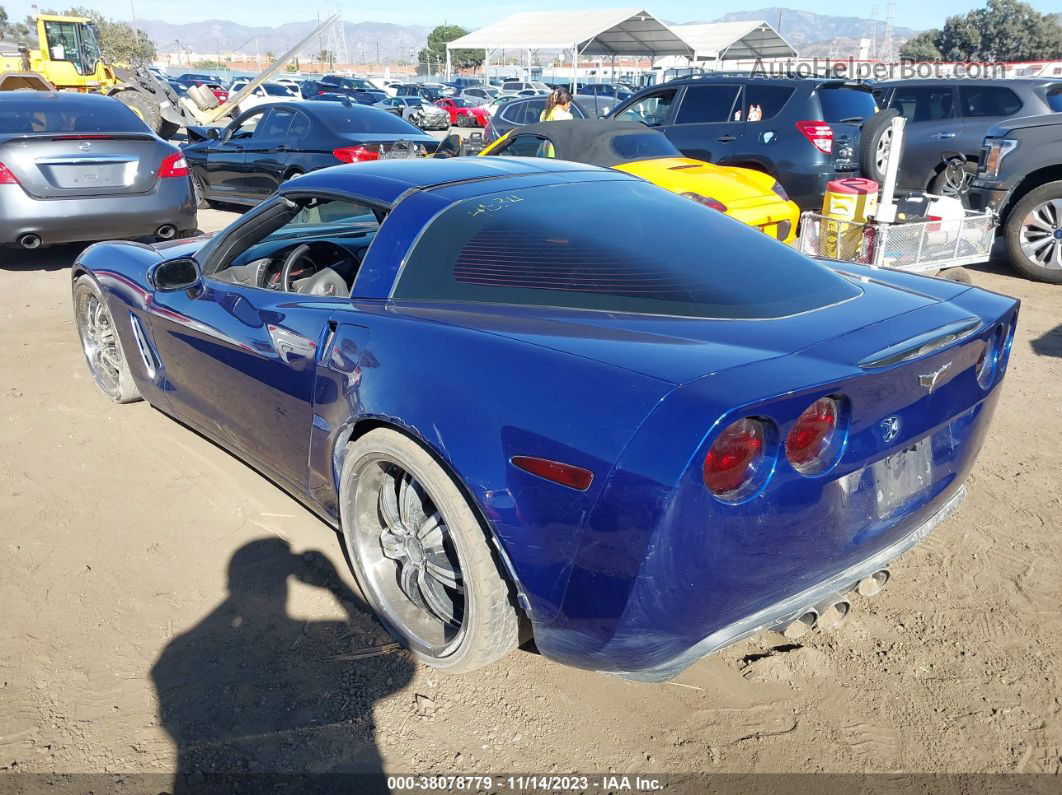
[231,144,244,152]
[716,134,737,143]
[932,132,956,139]
[275,145,290,153]
[267,324,317,363]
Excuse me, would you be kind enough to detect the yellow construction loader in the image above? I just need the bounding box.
[0,13,338,136]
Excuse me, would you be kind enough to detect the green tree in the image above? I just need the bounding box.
[0,5,32,39]
[417,23,482,72]
[64,6,156,64]
[900,0,1062,61]
[898,30,943,60]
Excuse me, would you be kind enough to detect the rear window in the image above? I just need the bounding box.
[743,84,795,121]
[959,86,1022,117]
[394,181,859,319]
[315,105,425,134]
[610,132,679,160]
[263,84,291,96]
[817,87,878,122]
[0,98,148,134]
[1046,86,1062,112]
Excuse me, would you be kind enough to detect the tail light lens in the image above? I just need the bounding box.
[770,181,789,201]
[0,160,18,185]
[796,120,833,154]
[681,192,728,212]
[704,418,770,500]
[786,396,843,475]
[159,151,188,178]
[976,326,1003,389]
[333,145,380,163]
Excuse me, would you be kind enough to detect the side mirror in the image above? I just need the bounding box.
[206,127,220,140]
[150,257,201,292]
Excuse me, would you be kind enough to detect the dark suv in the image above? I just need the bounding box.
[607,75,887,210]
[872,79,1062,195]
[968,112,1062,283]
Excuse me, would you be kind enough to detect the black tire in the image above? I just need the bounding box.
[1004,180,1062,284]
[158,120,181,141]
[72,275,141,404]
[339,428,520,672]
[929,160,978,200]
[113,90,162,135]
[191,172,219,210]
[859,108,899,184]
[457,114,473,128]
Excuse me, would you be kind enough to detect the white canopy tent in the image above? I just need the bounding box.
[671,21,797,62]
[444,9,694,88]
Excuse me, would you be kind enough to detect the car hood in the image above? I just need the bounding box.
[985,111,1062,137]
[150,231,216,259]
[615,157,776,202]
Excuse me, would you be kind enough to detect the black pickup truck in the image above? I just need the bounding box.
[969,112,1062,283]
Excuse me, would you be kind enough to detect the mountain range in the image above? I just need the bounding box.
[140,8,919,62]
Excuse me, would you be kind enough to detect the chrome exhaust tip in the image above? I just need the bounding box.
[776,610,818,639]
[18,233,41,249]
[814,597,851,630]
[155,224,177,241]
[856,569,890,597]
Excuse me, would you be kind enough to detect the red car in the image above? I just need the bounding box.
[434,97,489,127]
[192,81,229,103]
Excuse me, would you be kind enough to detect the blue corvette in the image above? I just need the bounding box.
[71,158,1017,680]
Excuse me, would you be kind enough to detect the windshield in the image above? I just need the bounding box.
[263,84,292,96]
[81,23,101,71]
[395,180,860,319]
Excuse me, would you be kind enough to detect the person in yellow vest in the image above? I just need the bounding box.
[540,88,574,121]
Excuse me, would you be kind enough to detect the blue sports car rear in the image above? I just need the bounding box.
[70,158,1017,679]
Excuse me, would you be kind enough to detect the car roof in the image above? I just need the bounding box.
[876,78,1057,86]
[278,157,619,207]
[506,119,676,167]
[0,91,122,107]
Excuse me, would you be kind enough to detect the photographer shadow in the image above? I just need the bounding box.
[151,537,412,792]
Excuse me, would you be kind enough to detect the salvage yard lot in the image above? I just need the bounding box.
[1,213,1060,776]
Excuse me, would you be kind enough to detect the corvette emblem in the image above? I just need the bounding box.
[880,416,901,443]
[918,362,952,393]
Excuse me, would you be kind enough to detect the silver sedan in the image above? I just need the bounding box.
[0,92,195,249]
[374,97,450,131]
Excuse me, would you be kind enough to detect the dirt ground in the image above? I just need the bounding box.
[1,209,1060,785]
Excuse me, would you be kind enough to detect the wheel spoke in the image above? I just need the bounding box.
[425,553,463,591]
[399,472,427,531]
[378,467,404,533]
[398,562,423,607]
[379,529,404,560]
[1022,235,1054,261]
[418,568,459,626]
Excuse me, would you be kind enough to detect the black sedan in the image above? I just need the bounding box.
[182,101,438,208]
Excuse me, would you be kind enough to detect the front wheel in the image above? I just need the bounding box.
[1004,180,1062,284]
[73,276,141,403]
[113,90,162,136]
[339,429,520,672]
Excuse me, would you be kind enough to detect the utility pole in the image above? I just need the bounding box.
[376,41,380,65]
[130,0,139,47]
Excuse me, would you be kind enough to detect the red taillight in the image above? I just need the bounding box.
[681,192,727,212]
[0,160,18,185]
[159,151,189,178]
[333,146,380,163]
[704,418,768,498]
[786,396,840,474]
[52,135,115,140]
[796,120,833,154]
[511,456,594,491]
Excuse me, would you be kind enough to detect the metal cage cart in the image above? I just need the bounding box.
[797,210,996,274]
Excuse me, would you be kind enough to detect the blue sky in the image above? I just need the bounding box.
[5,0,1060,32]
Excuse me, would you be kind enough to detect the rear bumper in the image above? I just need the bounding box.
[618,485,965,681]
[0,179,196,246]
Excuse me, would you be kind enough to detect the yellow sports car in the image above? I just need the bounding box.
[478,119,799,243]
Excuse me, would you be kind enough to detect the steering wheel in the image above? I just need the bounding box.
[279,243,316,292]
